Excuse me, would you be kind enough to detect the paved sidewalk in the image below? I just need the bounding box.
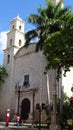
[0,122,36,129]
[0,122,68,130]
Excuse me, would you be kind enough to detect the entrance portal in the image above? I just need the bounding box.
[21,98,30,120]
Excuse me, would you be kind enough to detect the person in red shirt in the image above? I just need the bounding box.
[16,115,20,127]
[6,109,10,127]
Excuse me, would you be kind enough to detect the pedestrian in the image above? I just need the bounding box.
[6,109,10,127]
[16,115,20,127]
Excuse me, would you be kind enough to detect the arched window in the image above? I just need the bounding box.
[19,39,22,46]
[10,39,12,46]
[19,25,21,30]
[7,54,10,64]
[12,25,14,29]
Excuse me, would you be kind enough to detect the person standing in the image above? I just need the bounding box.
[16,115,20,127]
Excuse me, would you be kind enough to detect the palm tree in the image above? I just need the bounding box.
[25,0,71,52]
[0,65,8,85]
[25,0,73,79]
[25,1,73,126]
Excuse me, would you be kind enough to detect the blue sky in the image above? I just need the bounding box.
[0,0,73,65]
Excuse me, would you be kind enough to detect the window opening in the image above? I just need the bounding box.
[12,25,14,29]
[10,39,12,46]
[23,75,29,86]
[19,39,22,46]
[7,54,10,64]
[19,25,21,30]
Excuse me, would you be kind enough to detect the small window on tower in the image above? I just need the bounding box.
[19,39,22,46]
[10,39,12,46]
[7,55,10,64]
[19,25,21,30]
[12,25,14,29]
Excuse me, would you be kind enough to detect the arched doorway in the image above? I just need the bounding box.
[21,98,30,120]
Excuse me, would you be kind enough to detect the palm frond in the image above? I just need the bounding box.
[46,2,55,19]
[25,29,38,44]
[28,14,41,26]
[55,8,72,19]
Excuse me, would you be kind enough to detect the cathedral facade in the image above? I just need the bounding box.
[0,16,63,122]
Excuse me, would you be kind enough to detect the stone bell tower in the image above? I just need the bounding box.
[4,16,25,66]
[1,16,25,117]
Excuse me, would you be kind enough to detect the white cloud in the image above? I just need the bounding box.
[0,31,8,53]
[62,67,73,97]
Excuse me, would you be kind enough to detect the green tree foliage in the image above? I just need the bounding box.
[25,0,70,47]
[45,93,70,128]
[59,93,70,128]
[0,65,8,85]
[25,0,73,79]
[44,13,73,79]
